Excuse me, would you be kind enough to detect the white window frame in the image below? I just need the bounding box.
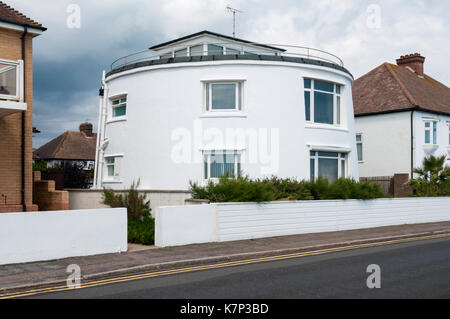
[356,133,363,162]
[103,155,123,183]
[310,151,347,181]
[0,58,23,101]
[203,150,242,180]
[423,119,438,145]
[304,78,342,126]
[204,81,243,112]
[109,94,127,121]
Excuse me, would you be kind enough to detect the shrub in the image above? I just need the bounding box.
[191,174,275,203]
[260,176,312,200]
[102,179,153,245]
[410,155,450,197]
[128,217,154,245]
[190,175,388,202]
[102,179,151,221]
[32,160,48,172]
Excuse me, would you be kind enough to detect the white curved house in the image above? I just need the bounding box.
[93,31,359,191]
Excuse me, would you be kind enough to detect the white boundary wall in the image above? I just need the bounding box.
[155,198,450,247]
[0,208,127,265]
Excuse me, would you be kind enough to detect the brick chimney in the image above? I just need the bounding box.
[396,53,425,77]
[79,122,93,137]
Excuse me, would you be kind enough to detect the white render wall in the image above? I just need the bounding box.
[355,112,412,177]
[100,60,358,190]
[356,110,450,178]
[155,198,450,247]
[0,208,127,265]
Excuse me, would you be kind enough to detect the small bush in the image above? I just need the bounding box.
[128,217,154,245]
[102,179,151,221]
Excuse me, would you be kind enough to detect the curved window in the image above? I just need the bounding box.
[304,79,342,125]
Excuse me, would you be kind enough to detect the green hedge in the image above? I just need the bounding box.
[190,175,387,203]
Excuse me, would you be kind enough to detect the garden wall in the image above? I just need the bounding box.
[0,208,127,265]
[67,189,191,215]
[155,197,450,247]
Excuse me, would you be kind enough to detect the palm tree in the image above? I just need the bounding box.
[410,155,450,197]
[413,155,450,182]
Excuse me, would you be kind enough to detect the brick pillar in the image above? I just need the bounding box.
[392,174,412,198]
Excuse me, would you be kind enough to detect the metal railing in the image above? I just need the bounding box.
[110,42,344,71]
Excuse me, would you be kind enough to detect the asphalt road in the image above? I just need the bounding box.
[26,236,450,299]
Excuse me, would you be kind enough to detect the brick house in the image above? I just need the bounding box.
[353,53,450,178]
[0,2,46,212]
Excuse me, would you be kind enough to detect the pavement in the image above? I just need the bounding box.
[1,221,449,293]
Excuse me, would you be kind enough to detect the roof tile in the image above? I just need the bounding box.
[0,1,45,30]
[353,63,450,116]
[33,131,97,161]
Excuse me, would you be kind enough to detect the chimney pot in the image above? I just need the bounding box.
[396,53,425,77]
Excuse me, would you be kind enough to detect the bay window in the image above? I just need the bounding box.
[304,79,342,125]
[204,82,243,111]
[310,151,347,182]
[203,151,241,179]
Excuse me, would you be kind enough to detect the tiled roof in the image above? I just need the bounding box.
[353,63,450,116]
[33,131,97,161]
[0,1,46,30]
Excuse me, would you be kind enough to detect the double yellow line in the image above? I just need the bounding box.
[1,232,448,299]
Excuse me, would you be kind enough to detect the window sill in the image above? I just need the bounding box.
[102,179,122,184]
[305,123,348,132]
[106,116,127,124]
[200,111,247,118]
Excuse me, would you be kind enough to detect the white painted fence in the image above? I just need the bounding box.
[155,198,450,247]
[0,208,127,265]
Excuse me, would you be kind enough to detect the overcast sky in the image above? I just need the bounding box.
[7,0,450,148]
